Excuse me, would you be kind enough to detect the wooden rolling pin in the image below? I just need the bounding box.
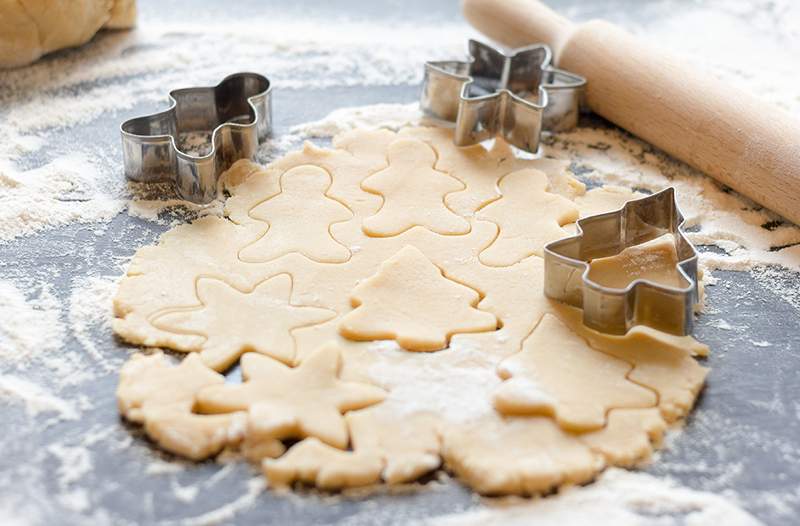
[463,0,800,225]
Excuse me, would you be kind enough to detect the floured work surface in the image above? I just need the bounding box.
[113,126,709,495]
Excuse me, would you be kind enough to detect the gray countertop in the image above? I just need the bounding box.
[1,1,798,524]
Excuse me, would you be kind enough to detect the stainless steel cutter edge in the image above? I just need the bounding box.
[420,39,586,153]
[120,72,272,204]
[543,187,699,336]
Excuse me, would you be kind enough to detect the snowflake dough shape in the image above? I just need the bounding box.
[116,352,245,460]
[239,165,353,263]
[196,344,386,449]
[493,314,657,432]
[477,168,579,266]
[339,245,498,351]
[361,138,470,237]
[151,274,335,371]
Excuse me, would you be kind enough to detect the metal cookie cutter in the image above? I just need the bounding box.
[420,39,585,153]
[543,188,699,336]
[121,72,272,204]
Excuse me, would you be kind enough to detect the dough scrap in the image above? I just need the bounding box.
[113,126,709,496]
[116,352,246,460]
[151,274,336,371]
[441,415,602,496]
[477,168,579,266]
[553,304,708,422]
[493,313,657,432]
[239,165,353,264]
[397,126,585,215]
[196,344,386,449]
[347,408,441,484]
[113,215,266,352]
[0,0,137,68]
[338,245,498,351]
[361,139,470,237]
[263,438,383,491]
[588,233,687,289]
[579,408,667,466]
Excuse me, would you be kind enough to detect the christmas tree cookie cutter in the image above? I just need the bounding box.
[543,188,699,336]
[120,72,272,204]
[420,39,585,154]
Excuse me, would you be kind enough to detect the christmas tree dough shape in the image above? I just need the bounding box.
[339,245,498,351]
[361,138,470,237]
[196,344,386,449]
[478,168,579,266]
[493,314,657,432]
[239,164,353,263]
[151,274,335,371]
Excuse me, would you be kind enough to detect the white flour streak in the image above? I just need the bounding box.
[68,275,119,365]
[422,468,762,526]
[366,340,501,423]
[293,103,423,138]
[0,376,78,420]
[0,154,125,242]
[0,281,65,363]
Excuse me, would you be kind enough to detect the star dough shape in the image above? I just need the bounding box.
[151,274,336,371]
[239,164,353,264]
[477,168,579,266]
[196,344,386,449]
[361,138,470,237]
[339,245,498,351]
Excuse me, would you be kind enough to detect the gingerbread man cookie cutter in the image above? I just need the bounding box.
[121,72,272,204]
[543,188,699,336]
[420,39,586,153]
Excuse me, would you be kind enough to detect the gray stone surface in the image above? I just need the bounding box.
[1,1,798,524]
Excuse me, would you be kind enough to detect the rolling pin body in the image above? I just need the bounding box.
[463,0,800,224]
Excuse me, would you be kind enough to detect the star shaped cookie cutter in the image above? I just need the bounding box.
[120,72,272,204]
[543,188,699,336]
[420,39,586,153]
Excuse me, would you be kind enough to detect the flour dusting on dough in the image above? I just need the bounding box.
[366,340,502,422]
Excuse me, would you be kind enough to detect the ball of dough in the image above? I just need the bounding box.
[0,0,137,69]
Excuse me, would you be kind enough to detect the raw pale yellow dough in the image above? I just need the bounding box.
[361,139,470,236]
[338,245,498,351]
[0,0,137,68]
[197,344,386,449]
[151,274,336,371]
[493,313,657,432]
[477,168,579,266]
[113,126,708,496]
[116,351,246,460]
[239,165,353,264]
[588,233,687,289]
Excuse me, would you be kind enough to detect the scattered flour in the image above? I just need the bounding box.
[421,468,762,526]
[47,444,94,487]
[366,339,502,422]
[0,280,65,363]
[0,154,125,242]
[67,275,121,366]
[0,376,79,420]
[0,1,798,525]
[168,477,266,526]
[292,103,424,138]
